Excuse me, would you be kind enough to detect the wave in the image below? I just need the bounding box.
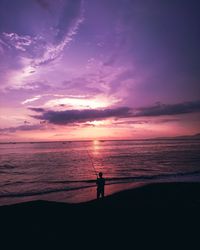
[46,169,200,184]
[0,164,16,169]
[107,170,200,182]
[0,169,200,199]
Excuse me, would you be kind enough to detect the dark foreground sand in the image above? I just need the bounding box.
[1,182,200,248]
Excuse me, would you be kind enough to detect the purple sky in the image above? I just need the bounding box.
[0,0,200,141]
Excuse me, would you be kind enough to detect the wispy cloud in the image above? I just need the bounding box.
[1,1,84,65]
[0,0,85,91]
[21,95,41,104]
[0,124,44,133]
[33,0,84,66]
[2,32,33,52]
[112,118,180,126]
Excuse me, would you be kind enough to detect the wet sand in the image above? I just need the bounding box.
[1,182,200,248]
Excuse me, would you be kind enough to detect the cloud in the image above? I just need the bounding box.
[0,124,44,133]
[153,118,180,124]
[55,0,84,43]
[109,69,136,93]
[33,0,84,66]
[113,120,148,125]
[29,100,200,125]
[136,100,200,117]
[2,32,33,52]
[21,95,41,104]
[43,94,120,110]
[61,77,103,95]
[29,107,45,112]
[112,118,180,126]
[30,107,132,125]
[0,0,85,87]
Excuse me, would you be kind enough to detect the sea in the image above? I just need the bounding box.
[0,139,200,205]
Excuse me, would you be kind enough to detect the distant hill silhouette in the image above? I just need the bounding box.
[152,133,200,140]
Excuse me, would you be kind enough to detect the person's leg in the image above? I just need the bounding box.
[99,189,104,198]
[97,188,100,199]
[102,189,104,198]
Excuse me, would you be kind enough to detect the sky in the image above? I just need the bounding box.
[0,0,200,142]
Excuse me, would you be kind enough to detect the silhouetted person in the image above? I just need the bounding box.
[96,172,105,199]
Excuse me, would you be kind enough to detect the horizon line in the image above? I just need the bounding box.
[0,133,200,144]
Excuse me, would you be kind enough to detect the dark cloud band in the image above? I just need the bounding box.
[136,100,200,117]
[31,107,132,125]
[29,100,200,125]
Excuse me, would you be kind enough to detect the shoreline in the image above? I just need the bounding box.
[1,182,200,247]
[0,181,145,206]
[1,173,200,206]
[1,181,200,208]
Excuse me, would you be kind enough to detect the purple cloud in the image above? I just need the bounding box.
[29,107,45,112]
[30,107,132,125]
[0,124,44,133]
[1,0,200,140]
[29,100,200,125]
[136,100,200,117]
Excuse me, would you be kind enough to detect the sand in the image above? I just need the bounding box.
[1,182,200,248]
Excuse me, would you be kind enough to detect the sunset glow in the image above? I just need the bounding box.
[44,95,119,110]
[0,0,200,142]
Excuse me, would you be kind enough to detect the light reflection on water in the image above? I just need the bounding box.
[0,139,200,205]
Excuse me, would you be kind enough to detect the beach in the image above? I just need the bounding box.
[1,182,200,248]
[1,140,200,248]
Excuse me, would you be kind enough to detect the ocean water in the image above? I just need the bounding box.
[0,139,200,205]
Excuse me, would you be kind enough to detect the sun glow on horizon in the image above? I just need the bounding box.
[44,95,120,110]
[0,0,199,142]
